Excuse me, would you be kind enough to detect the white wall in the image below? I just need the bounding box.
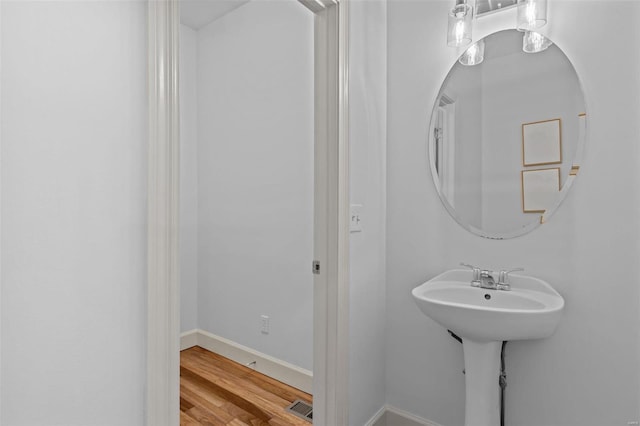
[1,1,147,424]
[348,1,388,425]
[195,0,315,370]
[387,1,640,425]
[479,37,583,233]
[180,24,199,333]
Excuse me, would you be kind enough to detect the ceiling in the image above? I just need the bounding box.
[180,0,251,30]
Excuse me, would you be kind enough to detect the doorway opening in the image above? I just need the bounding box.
[178,1,315,423]
[146,0,349,425]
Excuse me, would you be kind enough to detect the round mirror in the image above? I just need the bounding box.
[429,29,586,239]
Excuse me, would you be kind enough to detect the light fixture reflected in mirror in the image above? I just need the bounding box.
[516,0,548,31]
[447,0,473,47]
[522,31,553,53]
[459,40,485,66]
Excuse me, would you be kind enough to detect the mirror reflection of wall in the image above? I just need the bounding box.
[179,0,314,395]
[430,29,586,239]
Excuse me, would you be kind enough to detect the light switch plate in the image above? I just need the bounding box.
[350,204,363,233]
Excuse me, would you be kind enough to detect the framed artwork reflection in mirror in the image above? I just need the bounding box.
[522,167,561,213]
[522,118,562,166]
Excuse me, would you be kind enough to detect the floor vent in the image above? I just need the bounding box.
[286,399,313,422]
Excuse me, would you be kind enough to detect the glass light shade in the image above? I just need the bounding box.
[459,40,485,66]
[447,3,473,47]
[522,31,553,53]
[517,0,547,31]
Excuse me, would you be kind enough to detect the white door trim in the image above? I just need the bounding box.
[0,1,3,421]
[299,0,338,14]
[146,0,350,425]
[311,1,350,425]
[146,1,181,425]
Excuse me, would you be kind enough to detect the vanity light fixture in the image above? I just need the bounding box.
[459,40,485,66]
[447,0,473,47]
[516,0,548,31]
[447,0,550,52]
[522,30,552,53]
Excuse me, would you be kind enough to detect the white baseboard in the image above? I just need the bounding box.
[180,329,313,394]
[365,404,444,426]
[364,405,387,426]
[386,405,443,426]
[180,329,198,350]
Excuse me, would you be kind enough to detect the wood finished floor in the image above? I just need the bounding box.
[180,346,313,426]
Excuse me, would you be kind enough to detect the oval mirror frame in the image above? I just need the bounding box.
[428,29,587,239]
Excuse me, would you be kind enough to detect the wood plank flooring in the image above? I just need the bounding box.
[180,346,313,426]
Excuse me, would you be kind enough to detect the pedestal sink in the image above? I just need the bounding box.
[412,269,564,426]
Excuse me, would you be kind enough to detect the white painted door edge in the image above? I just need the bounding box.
[146,1,180,425]
[310,1,350,426]
[146,0,350,425]
[0,1,3,421]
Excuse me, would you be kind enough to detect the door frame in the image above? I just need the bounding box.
[145,0,350,424]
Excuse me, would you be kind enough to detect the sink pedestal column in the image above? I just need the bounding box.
[462,339,502,426]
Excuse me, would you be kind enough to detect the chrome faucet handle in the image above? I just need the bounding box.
[460,263,481,281]
[498,267,524,284]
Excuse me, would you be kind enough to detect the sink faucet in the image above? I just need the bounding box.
[460,263,524,291]
[477,270,496,289]
[461,263,496,289]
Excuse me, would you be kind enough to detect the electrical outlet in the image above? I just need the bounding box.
[261,315,270,334]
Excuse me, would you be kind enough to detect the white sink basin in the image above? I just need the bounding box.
[412,269,564,342]
[412,269,564,426]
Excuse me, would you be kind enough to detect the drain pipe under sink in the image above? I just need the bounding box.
[448,330,508,426]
